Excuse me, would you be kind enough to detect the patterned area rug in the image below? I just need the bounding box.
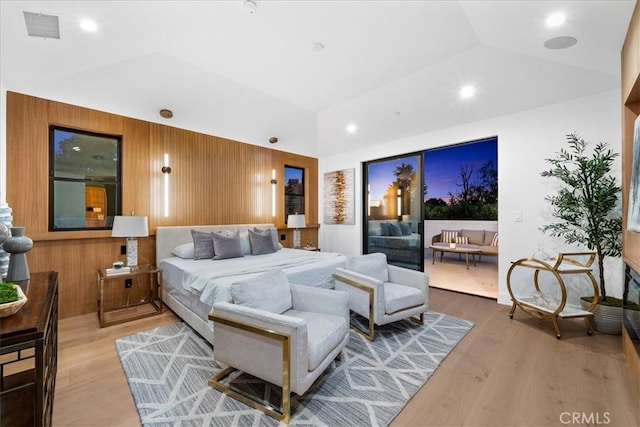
[115,312,473,426]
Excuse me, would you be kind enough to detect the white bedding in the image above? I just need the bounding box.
[159,248,346,308]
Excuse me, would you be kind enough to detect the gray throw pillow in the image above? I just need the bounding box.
[399,223,411,236]
[388,222,402,236]
[254,227,280,250]
[380,222,390,236]
[191,230,214,260]
[248,229,277,255]
[212,229,244,260]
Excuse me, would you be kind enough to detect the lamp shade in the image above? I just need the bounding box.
[287,214,306,229]
[111,216,149,237]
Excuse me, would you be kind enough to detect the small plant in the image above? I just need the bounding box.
[450,237,456,244]
[0,282,19,304]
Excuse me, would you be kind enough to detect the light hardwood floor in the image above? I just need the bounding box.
[53,289,639,427]
[424,251,498,299]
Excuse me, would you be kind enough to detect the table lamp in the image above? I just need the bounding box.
[287,214,306,249]
[111,215,149,266]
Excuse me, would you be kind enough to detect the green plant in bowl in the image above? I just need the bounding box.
[0,282,20,304]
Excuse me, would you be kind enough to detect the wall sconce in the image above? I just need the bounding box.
[162,153,171,217]
[397,188,402,217]
[271,169,277,217]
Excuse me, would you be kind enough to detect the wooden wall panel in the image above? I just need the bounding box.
[5,92,318,318]
[622,2,640,274]
[6,93,49,234]
[26,237,155,318]
[622,2,640,103]
[623,103,640,273]
[272,149,320,227]
[122,118,151,217]
[149,127,276,227]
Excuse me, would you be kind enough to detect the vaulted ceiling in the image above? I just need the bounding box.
[1,1,636,157]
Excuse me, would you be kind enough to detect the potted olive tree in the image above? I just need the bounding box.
[540,133,623,334]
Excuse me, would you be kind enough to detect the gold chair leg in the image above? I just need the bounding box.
[333,273,377,341]
[350,320,375,341]
[208,314,291,423]
[209,367,290,423]
[410,312,424,325]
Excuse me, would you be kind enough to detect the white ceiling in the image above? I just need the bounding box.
[1,1,636,157]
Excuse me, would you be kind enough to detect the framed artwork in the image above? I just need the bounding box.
[628,115,640,232]
[324,168,355,224]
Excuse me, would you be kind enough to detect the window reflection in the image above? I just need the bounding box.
[49,126,122,231]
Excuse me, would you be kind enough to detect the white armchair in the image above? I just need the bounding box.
[209,270,349,423]
[333,252,429,341]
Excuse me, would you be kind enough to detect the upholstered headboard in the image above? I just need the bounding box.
[156,224,276,261]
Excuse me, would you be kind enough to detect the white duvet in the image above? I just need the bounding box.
[159,248,346,307]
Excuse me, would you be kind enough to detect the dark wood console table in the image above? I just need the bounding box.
[0,271,59,427]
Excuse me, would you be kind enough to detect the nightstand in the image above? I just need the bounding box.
[97,264,163,327]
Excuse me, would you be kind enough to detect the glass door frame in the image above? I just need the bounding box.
[362,151,425,271]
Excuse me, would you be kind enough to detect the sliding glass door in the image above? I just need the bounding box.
[363,153,424,271]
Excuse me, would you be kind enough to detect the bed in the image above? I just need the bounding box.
[156,224,347,344]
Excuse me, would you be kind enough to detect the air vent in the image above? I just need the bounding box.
[23,11,60,39]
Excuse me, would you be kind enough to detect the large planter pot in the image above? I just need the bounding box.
[580,299,622,335]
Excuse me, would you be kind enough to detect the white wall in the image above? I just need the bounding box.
[319,89,623,305]
[0,84,6,203]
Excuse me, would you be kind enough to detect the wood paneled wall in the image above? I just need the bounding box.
[622,2,640,274]
[5,91,318,318]
[621,1,640,385]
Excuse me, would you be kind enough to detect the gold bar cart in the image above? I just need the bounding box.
[507,252,599,339]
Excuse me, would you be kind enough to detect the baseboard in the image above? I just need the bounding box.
[622,327,640,389]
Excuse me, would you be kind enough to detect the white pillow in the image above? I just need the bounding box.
[346,252,389,283]
[171,243,195,259]
[231,270,292,314]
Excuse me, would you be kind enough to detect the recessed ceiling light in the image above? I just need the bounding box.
[546,12,566,27]
[346,123,357,134]
[394,111,401,116]
[80,19,98,32]
[312,42,325,52]
[544,36,577,50]
[459,85,475,99]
